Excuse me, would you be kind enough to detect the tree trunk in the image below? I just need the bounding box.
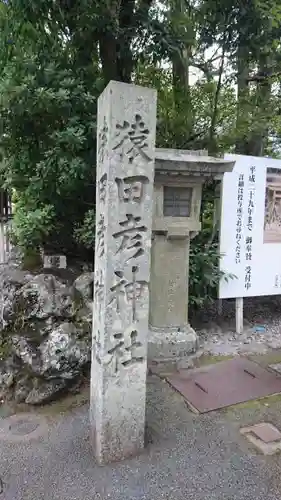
[99,0,153,85]
[208,37,226,155]
[116,0,135,82]
[172,47,191,108]
[170,0,194,144]
[235,43,250,154]
[99,31,118,83]
[247,54,271,156]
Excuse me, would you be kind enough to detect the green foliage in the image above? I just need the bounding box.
[0,14,99,255]
[1,0,281,270]
[189,233,236,310]
[10,200,55,250]
[0,0,167,256]
[74,209,96,250]
[189,182,236,310]
[136,64,237,151]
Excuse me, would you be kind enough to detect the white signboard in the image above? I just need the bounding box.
[219,154,281,299]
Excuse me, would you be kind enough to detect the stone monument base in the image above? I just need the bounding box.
[148,325,198,364]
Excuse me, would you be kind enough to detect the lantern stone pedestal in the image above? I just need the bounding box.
[148,148,235,363]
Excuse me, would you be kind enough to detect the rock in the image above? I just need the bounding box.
[74,272,94,301]
[7,274,76,322]
[267,339,281,349]
[269,363,281,375]
[25,379,67,405]
[176,358,194,370]
[0,268,92,404]
[5,322,90,403]
[0,267,33,289]
[11,336,42,375]
[39,322,90,380]
[3,372,14,388]
[14,375,33,403]
[73,272,94,325]
[0,360,15,398]
[0,268,33,330]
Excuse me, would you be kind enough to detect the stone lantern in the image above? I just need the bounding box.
[148,148,235,363]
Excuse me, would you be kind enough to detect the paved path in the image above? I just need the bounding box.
[1,374,281,500]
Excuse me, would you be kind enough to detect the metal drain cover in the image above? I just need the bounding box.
[0,413,47,441]
[241,422,281,455]
[166,357,281,413]
[9,417,40,436]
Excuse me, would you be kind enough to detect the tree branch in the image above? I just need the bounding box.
[190,54,225,81]
[246,70,281,82]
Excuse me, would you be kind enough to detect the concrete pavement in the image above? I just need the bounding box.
[1,372,281,499]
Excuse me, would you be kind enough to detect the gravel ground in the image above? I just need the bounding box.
[190,296,281,356]
[2,374,281,499]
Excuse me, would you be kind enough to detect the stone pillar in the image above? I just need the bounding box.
[90,81,157,464]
